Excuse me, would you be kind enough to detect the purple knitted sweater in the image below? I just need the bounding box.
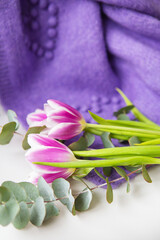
[0,0,160,187]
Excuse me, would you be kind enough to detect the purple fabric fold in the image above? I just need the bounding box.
[0,0,160,187]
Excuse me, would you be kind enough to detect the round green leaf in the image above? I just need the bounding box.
[38,177,55,201]
[0,199,19,226]
[75,188,92,211]
[2,181,27,202]
[12,202,30,229]
[0,122,16,145]
[7,110,20,130]
[44,202,59,222]
[0,186,11,203]
[52,178,75,215]
[30,196,45,226]
[19,182,39,202]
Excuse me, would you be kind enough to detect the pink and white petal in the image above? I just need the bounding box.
[27,109,47,126]
[47,109,81,121]
[47,99,82,119]
[26,147,75,172]
[28,168,75,184]
[28,134,68,150]
[48,122,83,140]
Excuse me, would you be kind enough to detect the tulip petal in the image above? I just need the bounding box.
[47,109,81,121]
[26,147,75,172]
[48,122,83,140]
[27,109,47,127]
[47,100,82,119]
[28,168,75,184]
[28,134,69,150]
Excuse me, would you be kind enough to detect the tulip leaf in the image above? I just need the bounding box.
[142,165,152,183]
[0,186,11,203]
[101,132,114,148]
[84,132,95,147]
[0,122,16,145]
[22,126,46,150]
[52,178,75,215]
[69,136,88,151]
[2,181,27,202]
[106,178,113,204]
[38,177,55,201]
[75,188,92,211]
[7,110,20,130]
[30,196,45,226]
[19,182,39,202]
[44,202,59,222]
[12,202,30,229]
[128,136,141,146]
[0,199,19,226]
[73,168,93,178]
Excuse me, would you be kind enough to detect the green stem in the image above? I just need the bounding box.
[86,123,160,139]
[136,138,160,146]
[73,145,160,158]
[33,156,160,168]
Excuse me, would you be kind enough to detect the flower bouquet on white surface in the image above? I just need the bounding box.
[0,89,160,229]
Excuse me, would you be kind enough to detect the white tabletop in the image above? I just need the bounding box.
[0,104,160,240]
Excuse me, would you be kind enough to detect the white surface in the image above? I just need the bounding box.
[0,105,160,240]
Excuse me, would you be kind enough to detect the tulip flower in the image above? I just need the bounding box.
[26,109,47,127]
[25,134,76,184]
[44,99,86,140]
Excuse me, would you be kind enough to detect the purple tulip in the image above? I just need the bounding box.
[25,134,76,184]
[44,99,86,140]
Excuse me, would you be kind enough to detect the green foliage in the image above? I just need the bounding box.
[117,114,130,121]
[106,178,113,204]
[38,177,55,201]
[83,132,95,147]
[0,122,16,145]
[30,196,45,227]
[68,136,88,151]
[44,202,59,222]
[128,136,141,146]
[75,188,92,211]
[101,132,114,148]
[103,167,112,177]
[0,199,19,226]
[114,167,130,193]
[12,202,30,229]
[114,106,134,117]
[22,126,46,150]
[73,167,94,178]
[52,178,75,215]
[142,165,152,183]
[7,110,20,130]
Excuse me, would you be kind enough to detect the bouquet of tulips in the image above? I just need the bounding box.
[0,89,160,229]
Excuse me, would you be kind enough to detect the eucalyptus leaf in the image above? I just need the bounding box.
[30,196,46,226]
[101,132,114,148]
[22,126,46,150]
[19,182,39,202]
[106,178,113,204]
[128,136,141,146]
[0,122,16,145]
[44,202,59,222]
[114,167,129,182]
[84,132,95,147]
[69,136,88,151]
[52,178,75,215]
[125,166,142,173]
[12,202,30,229]
[142,165,152,183]
[113,105,134,117]
[0,186,11,203]
[117,113,130,121]
[7,110,20,130]
[103,167,112,177]
[2,181,27,202]
[38,177,55,201]
[75,188,92,211]
[0,199,19,226]
[73,168,93,178]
